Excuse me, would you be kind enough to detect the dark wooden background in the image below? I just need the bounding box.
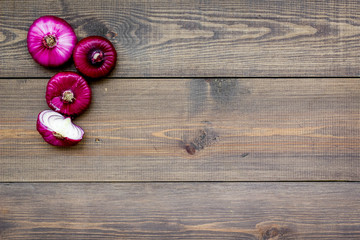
[1,0,359,239]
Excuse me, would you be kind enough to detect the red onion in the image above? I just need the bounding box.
[46,72,91,117]
[27,16,77,67]
[73,36,117,78]
[37,110,84,146]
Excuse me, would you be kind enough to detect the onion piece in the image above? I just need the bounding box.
[27,16,77,67]
[37,110,84,147]
[73,36,117,78]
[46,72,92,117]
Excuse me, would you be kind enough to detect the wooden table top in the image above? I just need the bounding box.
[1,0,359,239]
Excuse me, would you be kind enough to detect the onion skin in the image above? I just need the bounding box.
[46,72,92,117]
[37,110,84,147]
[73,36,117,78]
[27,16,77,67]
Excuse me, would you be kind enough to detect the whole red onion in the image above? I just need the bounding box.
[37,110,84,147]
[73,36,117,78]
[27,16,77,67]
[46,72,91,117]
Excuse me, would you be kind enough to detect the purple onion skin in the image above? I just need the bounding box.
[27,16,77,67]
[73,36,117,79]
[37,117,79,146]
[36,110,84,147]
[46,72,91,117]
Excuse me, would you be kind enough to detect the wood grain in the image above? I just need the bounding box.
[0,182,359,239]
[0,78,358,181]
[3,0,360,77]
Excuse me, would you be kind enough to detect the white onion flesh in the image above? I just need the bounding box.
[39,110,84,140]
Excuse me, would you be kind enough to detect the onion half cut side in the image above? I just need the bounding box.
[37,110,84,146]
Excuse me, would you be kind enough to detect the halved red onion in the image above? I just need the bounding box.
[73,36,117,78]
[37,110,84,146]
[27,16,77,67]
[46,72,91,117]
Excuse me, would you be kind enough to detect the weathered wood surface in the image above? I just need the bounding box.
[0,182,359,239]
[2,0,360,238]
[0,78,358,181]
[3,0,360,77]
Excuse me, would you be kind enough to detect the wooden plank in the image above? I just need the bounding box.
[0,78,358,181]
[0,182,359,239]
[3,0,360,77]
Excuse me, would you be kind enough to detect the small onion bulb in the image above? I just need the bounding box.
[73,36,117,78]
[27,16,77,67]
